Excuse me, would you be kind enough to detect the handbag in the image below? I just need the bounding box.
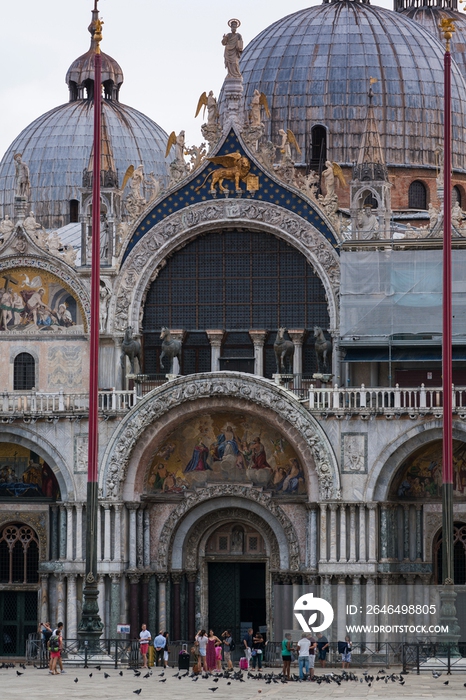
[251,649,257,657]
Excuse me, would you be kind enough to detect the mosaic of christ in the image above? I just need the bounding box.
[145,411,306,496]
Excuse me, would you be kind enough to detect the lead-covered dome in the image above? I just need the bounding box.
[399,4,466,82]
[0,10,170,230]
[239,0,466,171]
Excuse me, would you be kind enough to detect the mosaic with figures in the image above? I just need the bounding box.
[391,439,466,500]
[0,267,85,333]
[145,411,305,496]
[0,443,60,499]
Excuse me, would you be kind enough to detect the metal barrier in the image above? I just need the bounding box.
[402,642,466,675]
[26,635,140,669]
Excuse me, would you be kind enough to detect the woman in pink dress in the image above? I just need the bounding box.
[206,629,221,671]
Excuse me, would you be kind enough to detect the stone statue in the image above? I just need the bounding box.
[452,201,464,229]
[357,206,379,239]
[322,160,336,198]
[48,230,62,253]
[0,215,14,242]
[99,280,111,332]
[13,233,28,254]
[160,327,182,374]
[249,90,270,127]
[62,245,77,266]
[146,172,161,203]
[166,131,189,186]
[222,19,243,80]
[278,128,301,162]
[23,210,42,236]
[195,91,219,126]
[14,154,30,199]
[428,202,439,230]
[125,164,147,220]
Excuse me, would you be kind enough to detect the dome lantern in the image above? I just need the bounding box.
[65,6,124,103]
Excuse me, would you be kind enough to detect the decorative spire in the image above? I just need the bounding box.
[394,0,457,12]
[353,80,388,182]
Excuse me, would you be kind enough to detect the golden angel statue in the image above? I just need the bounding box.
[195,91,219,126]
[278,129,301,160]
[249,90,270,127]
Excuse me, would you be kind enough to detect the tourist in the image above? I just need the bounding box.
[307,631,317,680]
[48,629,62,675]
[195,629,208,672]
[297,631,311,680]
[317,631,329,669]
[222,629,234,670]
[139,623,151,669]
[251,632,265,670]
[206,629,221,671]
[52,622,65,673]
[242,627,254,662]
[153,629,166,667]
[341,635,352,669]
[163,631,170,668]
[281,632,293,679]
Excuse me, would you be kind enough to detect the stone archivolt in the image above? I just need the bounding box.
[161,495,296,571]
[111,199,340,336]
[101,373,340,502]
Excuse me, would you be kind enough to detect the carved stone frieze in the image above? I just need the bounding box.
[101,373,340,501]
[111,200,339,335]
[156,486,299,571]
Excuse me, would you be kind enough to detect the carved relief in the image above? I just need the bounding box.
[102,374,340,502]
[112,200,339,334]
[156,485,299,571]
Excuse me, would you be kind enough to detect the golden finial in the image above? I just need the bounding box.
[93,18,104,53]
[439,17,456,51]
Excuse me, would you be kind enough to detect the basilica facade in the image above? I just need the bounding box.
[1,0,466,658]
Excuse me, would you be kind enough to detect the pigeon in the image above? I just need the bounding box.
[134,671,141,677]
[444,681,449,686]
[208,688,218,692]
[133,691,142,696]
[213,678,219,682]
[173,672,179,677]
[192,677,199,682]
[227,681,231,685]
[74,678,79,683]
[16,671,23,676]
[119,671,123,676]
[159,678,167,683]
[89,673,93,678]
[21,664,26,670]
[143,672,150,679]
[96,665,101,671]
[159,672,165,677]
[433,672,442,679]
[104,672,110,679]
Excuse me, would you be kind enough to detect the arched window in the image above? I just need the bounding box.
[408,181,427,209]
[364,192,378,209]
[453,186,462,207]
[309,125,327,172]
[0,524,39,585]
[13,353,35,391]
[69,199,79,223]
[434,522,466,585]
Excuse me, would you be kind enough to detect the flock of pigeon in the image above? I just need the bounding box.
[4,662,466,693]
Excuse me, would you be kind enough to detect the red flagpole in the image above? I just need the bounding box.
[442,36,453,586]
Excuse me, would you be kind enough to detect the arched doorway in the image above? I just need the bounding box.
[206,523,267,642]
[0,523,39,656]
[434,523,466,585]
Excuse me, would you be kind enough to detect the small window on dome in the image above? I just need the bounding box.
[70,200,79,223]
[309,125,327,173]
[408,181,427,210]
[453,186,462,208]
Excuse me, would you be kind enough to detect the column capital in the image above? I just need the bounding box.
[249,330,268,346]
[113,503,123,512]
[156,573,169,584]
[328,502,339,512]
[75,502,83,511]
[126,502,140,511]
[39,572,49,582]
[320,503,328,513]
[291,574,302,585]
[415,503,423,512]
[206,329,225,347]
[109,573,121,583]
[54,572,65,582]
[403,574,416,585]
[287,329,306,345]
[302,574,317,585]
[186,571,198,583]
[349,504,357,514]
[127,571,141,585]
[337,575,346,584]
[351,575,361,584]
[367,503,378,511]
[171,572,183,585]
[103,502,111,511]
[322,575,332,585]
[363,574,376,583]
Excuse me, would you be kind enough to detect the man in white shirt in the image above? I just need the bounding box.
[139,623,151,669]
[297,632,311,680]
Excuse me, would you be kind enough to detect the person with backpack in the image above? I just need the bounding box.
[48,629,62,675]
[51,622,65,673]
[222,629,235,670]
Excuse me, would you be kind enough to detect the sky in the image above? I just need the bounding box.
[0,0,392,159]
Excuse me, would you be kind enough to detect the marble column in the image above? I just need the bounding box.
[320,576,333,641]
[40,573,49,623]
[187,572,197,642]
[359,504,366,562]
[143,508,151,567]
[172,573,182,640]
[328,503,338,563]
[96,503,102,562]
[405,575,415,637]
[65,503,74,561]
[365,575,376,648]
[141,574,150,628]
[403,505,410,561]
[75,503,83,561]
[137,506,144,569]
[104,504,112,562]
[249,331,267,377]
[128,504,138,570]
[415,504,423,561]
[67,574,77,640]
[206,330,224,372]
[351,576,362,635]
[380,505,389,560]
[368,504,377,563]
[51,505,59,560]
[114,504,122,562]
[55,573,65,626]
[292,576,302,630]
[59,505,66,560]
[157,574,168,633]
[339,504,347,562]
[319,504,328,563]
[288,330,305,376]
[110,574,121,638]
[98,575,106,637]
[337,576,347,641]
[308,507,317,569]
[129,573,140,638]
[349,505,357,563]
